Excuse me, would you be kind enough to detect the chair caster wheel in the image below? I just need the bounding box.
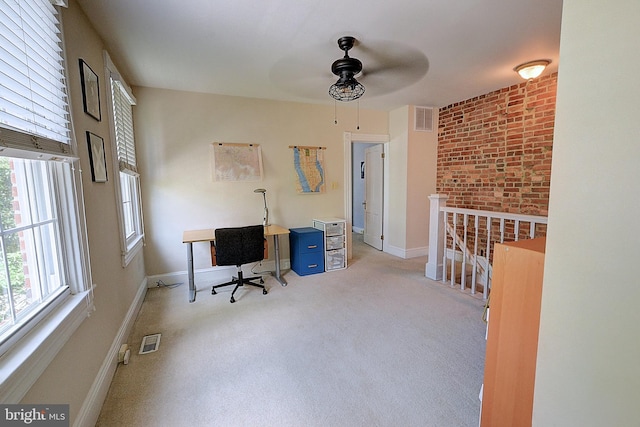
[260,278,264,284]
[211,289,217,295]
[263,289,268,295]
[230,297,235,303]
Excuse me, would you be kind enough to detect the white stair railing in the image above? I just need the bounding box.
[443,220,491,294]
[425,194,548,299]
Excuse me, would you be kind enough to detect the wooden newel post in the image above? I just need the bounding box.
[426,194,448,280]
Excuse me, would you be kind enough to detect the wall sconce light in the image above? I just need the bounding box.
[514,60,551,80]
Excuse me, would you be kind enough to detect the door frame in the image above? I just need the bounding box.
[343,132,390,259]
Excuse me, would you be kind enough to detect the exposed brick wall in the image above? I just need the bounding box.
[437,73,557,216]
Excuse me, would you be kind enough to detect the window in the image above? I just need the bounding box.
[0,158,66,341]
[0,0,92,400]
[105,53,144,266]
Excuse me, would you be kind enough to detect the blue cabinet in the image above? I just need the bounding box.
[289,227,324,276]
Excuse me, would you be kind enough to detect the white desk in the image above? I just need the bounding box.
[182,225,290,302]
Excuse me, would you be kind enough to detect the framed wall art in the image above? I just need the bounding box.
[79,59,101,121]
[86,131,107,182]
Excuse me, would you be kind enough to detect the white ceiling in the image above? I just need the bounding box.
[76,0,563,111]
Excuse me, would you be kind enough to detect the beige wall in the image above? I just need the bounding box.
[387,107,409,251]
[20,1,147,423]
[133,88,388,276]
[387,106,438,257]
[406,106,438,253]
[533,1,640,425]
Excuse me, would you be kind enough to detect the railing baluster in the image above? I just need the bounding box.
[451,212,457,287]
[472,215,479,294]
[441,212,448,283]
[461,213,468,291]
[530,221,535,239]
[484,217,492,300]
[499,218,505,243]
[514,220,520,241]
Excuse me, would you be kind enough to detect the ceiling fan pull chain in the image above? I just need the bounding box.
[357,100,360,130]
[334,99,338,125]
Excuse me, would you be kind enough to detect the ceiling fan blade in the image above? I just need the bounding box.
[357,40,428,75]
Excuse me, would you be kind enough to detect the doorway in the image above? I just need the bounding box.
[343,132,389,258]
[353,143,384,250]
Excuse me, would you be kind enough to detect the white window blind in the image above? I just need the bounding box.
[0,0,94,403]
[0,0,71,155]
[105,53,144,265]
[110,78,137,174]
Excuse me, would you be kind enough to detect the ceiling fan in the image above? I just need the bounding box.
[329,36,365,102]
[269,36,429,105]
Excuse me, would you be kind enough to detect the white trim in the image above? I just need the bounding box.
[383,243,429,259]
[0,291,92,403]
[103,51,145,267]
[122,234,144,267]
[405,246,429,258]
[73,277,148,427]
[104,52,136,104]
[382,243,405,259]
[441,206,548,224]
[0,287,70,357]
[146,258,291,292]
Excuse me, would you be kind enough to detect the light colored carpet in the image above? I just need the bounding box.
[96,234,487,427]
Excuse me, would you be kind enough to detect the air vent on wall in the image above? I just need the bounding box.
[414,106,433,132]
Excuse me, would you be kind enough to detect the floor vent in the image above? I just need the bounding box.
[139,333,162,354]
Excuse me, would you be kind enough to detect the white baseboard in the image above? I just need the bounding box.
[74,277,148,427]
[405,246,428,258]
[383,244,428,259]
[147,259,291,291]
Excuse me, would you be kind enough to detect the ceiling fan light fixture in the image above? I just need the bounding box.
[329,79,365,102]
[514,59,551,80]
[329,36,365,102]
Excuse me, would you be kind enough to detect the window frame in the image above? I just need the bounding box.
[1,156,68,348]
[103,52,144,267]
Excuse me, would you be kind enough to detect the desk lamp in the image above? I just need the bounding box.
[254,188,270,226]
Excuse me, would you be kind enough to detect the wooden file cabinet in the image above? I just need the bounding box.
[480,237,546,427]
[289,227,324,276]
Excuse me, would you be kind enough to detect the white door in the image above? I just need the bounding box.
[364,144,383,250]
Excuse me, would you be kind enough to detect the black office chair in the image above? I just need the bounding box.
[211,225,268,303]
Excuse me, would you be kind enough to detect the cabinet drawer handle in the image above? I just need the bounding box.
[307,245,317,249]
[308,264,318,268]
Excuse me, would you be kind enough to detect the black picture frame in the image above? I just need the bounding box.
[86,131,107,182]
[79,59,101,121]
